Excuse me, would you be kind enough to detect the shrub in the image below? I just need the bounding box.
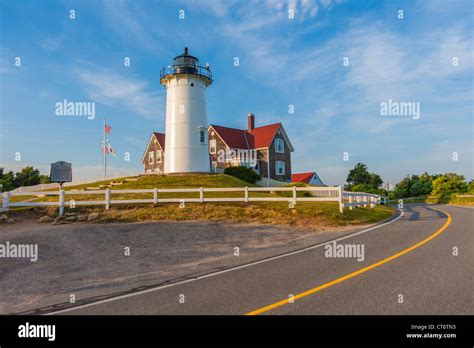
[224,166,261,184]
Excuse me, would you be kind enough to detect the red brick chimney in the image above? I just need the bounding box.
[248,113,255,131]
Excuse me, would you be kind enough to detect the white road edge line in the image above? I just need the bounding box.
[47,209,404,315]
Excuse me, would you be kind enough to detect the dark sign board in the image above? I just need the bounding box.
[50,161,72,183]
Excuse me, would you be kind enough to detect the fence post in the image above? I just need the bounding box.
[199,187,204,203]
[338,186,344,213]
[370,196,375,208]
[244,186,249,203]
[292,186,297,206]
[153,188,158,204]
[59,190,65,216]
[2,192,10,211]
[349,195,353,210]
[105,189,110,210]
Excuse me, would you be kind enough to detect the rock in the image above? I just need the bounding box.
[54,216,65,223]
[0,214,8,222]
[65,212,77,217]
[77,214,88,222]
[6,218,15,223]
[55,220,70,225]
[65,216,77,222]
[87,212,100,221]
[38,216,54,223]
[45,206,59,217]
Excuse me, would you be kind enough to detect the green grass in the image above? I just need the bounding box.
[425,194,474,206]
[6,174,395,228]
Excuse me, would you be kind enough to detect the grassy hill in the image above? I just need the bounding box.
[8,174,395,229]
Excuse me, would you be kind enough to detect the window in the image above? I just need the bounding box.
[210,139,217,154]
[276,161,285,176]
[200,130,205,144]
[156,150,162,162]
[212,161,217,172]
[148,151,154,164]
[275,138,285,153]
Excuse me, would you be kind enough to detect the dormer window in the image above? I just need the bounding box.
[275,138,284,153]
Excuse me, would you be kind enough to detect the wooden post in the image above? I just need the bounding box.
[338,186,344,213]
[292,186,297,206]
[2,192,10,211]
[153,188,158,204]
[200,187,204,203]
[244,186,249,203]
[59,190,65,216]
[105,189,110,210]
[349,195,353,210]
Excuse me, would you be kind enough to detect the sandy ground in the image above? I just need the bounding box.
[0,218,369,314]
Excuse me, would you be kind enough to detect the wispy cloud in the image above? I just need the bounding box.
[76,68,164,119]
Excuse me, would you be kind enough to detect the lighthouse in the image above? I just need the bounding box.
[160,47,213,173]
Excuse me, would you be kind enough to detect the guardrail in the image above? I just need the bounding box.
[1,186,381,215]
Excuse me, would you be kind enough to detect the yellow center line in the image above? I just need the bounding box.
[245,208,452,315]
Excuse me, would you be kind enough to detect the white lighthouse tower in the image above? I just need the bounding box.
[160,47,213,173]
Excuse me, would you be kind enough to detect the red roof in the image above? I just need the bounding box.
[153,132,165,150]
[210,123,283,149]
[292,172,315,184]
[211,125,250,149]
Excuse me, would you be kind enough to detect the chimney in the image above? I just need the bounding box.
[248,113,255,131]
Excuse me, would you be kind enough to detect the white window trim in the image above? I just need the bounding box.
[276,161,285,176]
[210,139,217,154]
[156,150,162,162]
[275,138,285,153]
[149,151,154,164]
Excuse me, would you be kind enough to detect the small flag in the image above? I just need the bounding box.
[107,144,117,156]
[105,125,111,134]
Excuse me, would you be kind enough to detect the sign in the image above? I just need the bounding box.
[50,161,72,183]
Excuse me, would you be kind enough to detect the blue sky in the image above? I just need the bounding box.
[0,0,472,185]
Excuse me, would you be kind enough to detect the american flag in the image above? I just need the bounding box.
[104,125,111,134]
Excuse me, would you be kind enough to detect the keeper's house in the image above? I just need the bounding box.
[142,113,294,182]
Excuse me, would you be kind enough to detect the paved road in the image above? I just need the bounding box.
[53,204,473,315]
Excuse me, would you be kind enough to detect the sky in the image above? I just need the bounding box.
[0,0,473,185]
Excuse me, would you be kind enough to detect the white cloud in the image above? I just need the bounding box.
[76,68,164,119]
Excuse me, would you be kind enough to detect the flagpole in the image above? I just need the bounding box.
[103,117,107,179]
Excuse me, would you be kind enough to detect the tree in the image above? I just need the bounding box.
[389,172,440,199]
[0,166,48,191]
[345,163,383,192]
[14,166,42,187]
[0,168,16,192]
[346,163,371,187]
[431,173,468,196]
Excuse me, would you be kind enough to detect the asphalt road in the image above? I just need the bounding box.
[53,204,473,315]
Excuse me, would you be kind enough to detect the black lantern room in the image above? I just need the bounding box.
[160,47,212,84]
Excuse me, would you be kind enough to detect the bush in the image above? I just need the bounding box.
[431,173,468,197]
[224,166,261,184]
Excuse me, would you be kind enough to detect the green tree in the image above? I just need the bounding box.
[14,166,42,187]
[431,173,468,196]
[468,180,474,194]
[39,175,51,184]
[0,168,16,192]
[345,163,383,192]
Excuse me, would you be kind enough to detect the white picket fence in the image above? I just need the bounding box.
[1,186,381,215]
